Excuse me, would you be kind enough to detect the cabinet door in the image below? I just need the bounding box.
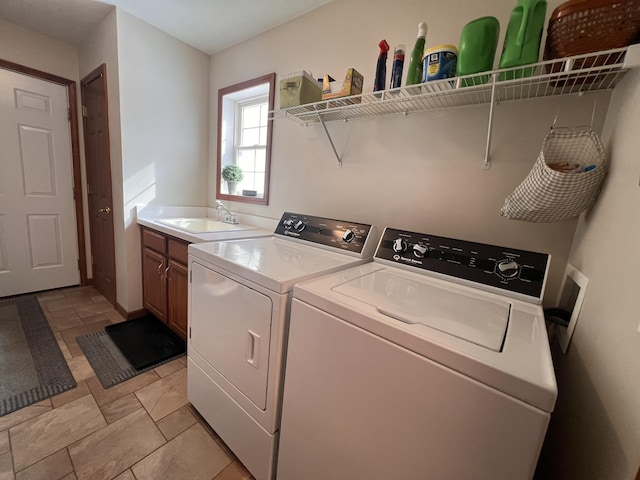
[167,259,188,339]
[142,247,167,321]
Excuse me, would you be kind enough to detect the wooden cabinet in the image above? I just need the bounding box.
[142,245,167,321]
[141,226,189,339]
[167,259,188,339]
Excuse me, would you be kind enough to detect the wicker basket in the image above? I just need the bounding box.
[544,0,640,61]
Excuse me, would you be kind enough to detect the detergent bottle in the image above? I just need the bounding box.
[374,40,390,92]
[499,0,547,79]
[457,16,500,85]
[406,22,428,85]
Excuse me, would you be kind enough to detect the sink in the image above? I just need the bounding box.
[157,218,256,233]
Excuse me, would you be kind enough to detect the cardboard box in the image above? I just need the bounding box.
[279,71,322,109]
[322,68,364,101]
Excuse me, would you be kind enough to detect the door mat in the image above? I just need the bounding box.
[105,315,186,370]
[0,295,77,417]
[76,316,185,389]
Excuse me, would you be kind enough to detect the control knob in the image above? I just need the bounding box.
[392,238,407,253]
[294,220,305,232]
[342,229,355,243]
[497,259,520,278]
[283,218,294,229]
[413,243,428,258]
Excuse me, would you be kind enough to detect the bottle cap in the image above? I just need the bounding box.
[417,22,428,37]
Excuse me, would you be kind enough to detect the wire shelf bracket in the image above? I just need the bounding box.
[317,112,342,167]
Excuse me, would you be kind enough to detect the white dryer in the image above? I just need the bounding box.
[278,227,558,480]
[187,212,377,480]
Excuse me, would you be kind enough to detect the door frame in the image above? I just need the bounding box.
[0,58,87,286]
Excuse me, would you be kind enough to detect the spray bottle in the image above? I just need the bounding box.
[406,22,428,85]
[391,44,405,88]
[374,39,390,92]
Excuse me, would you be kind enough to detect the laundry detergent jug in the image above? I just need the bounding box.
[499,0,547,80]
[457,16,500,86]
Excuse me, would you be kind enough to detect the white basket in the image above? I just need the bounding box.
[501,127,607,223]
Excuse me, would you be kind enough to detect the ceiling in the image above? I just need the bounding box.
[0,0,332,55]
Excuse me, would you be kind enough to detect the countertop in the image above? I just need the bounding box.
[135,205,276,243]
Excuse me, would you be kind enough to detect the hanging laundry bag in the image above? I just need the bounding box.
[501,127,607,222]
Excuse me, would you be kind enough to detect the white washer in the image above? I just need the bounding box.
[278,227,558,480]
[187,212,377,480]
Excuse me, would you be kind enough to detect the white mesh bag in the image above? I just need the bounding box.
[500,127,607,222]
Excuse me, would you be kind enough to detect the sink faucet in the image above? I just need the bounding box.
[216,200,239,224]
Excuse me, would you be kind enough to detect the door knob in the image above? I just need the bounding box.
[98,207,111,214]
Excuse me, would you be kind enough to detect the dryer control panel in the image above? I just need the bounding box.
[275,212,377,257]
[376,228,550,303]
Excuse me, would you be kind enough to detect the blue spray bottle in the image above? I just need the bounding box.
[391,44,406,88]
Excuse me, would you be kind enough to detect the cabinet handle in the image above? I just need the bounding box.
[157,262,164,275]
[164,265,171,280]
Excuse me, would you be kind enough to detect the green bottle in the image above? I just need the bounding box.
[406,22,428,86]
[499,0,547,80]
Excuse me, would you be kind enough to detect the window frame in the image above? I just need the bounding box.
[216,73,275,205]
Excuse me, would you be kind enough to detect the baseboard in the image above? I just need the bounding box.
[115,303,148,321]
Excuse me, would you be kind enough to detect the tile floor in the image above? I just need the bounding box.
[0,286,255,480]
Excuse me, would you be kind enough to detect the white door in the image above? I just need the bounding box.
[0,69,79,296]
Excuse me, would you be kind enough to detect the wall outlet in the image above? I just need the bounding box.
[556,264,589,354]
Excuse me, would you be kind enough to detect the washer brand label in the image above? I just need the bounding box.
[399,256,423,265]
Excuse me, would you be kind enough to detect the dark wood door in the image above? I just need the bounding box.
[167,259,188,339]
[142,247,167,322]
[81,64,116,305]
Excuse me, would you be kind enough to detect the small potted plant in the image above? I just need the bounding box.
[221,164,244,195]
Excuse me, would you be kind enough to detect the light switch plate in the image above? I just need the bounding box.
[557,264,589,354]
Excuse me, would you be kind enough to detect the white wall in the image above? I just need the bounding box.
[0,18,79,79]
[210,0,608,302]
[536,70,640,480]
[78,9,209,312]
[114,9,210,311]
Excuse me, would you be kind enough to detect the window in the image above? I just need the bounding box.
[235,96,268,196]
[216,73,275,205]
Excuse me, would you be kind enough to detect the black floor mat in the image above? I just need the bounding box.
[105,316,186,371]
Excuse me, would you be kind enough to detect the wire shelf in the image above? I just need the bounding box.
[274,47,634,126]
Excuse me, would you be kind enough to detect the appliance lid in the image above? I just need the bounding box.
[190,237,367,293]
[332,269,510,352]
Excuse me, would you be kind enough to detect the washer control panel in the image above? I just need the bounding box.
[376,228,550,301]
[275,212,375,256]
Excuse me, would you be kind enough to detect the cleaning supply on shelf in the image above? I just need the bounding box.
[374,39,390,92]
[406,22,428,85]
[390,44,405,88]
[457,16,500,86]
[499,0,547,80]
[422,45,458,81]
